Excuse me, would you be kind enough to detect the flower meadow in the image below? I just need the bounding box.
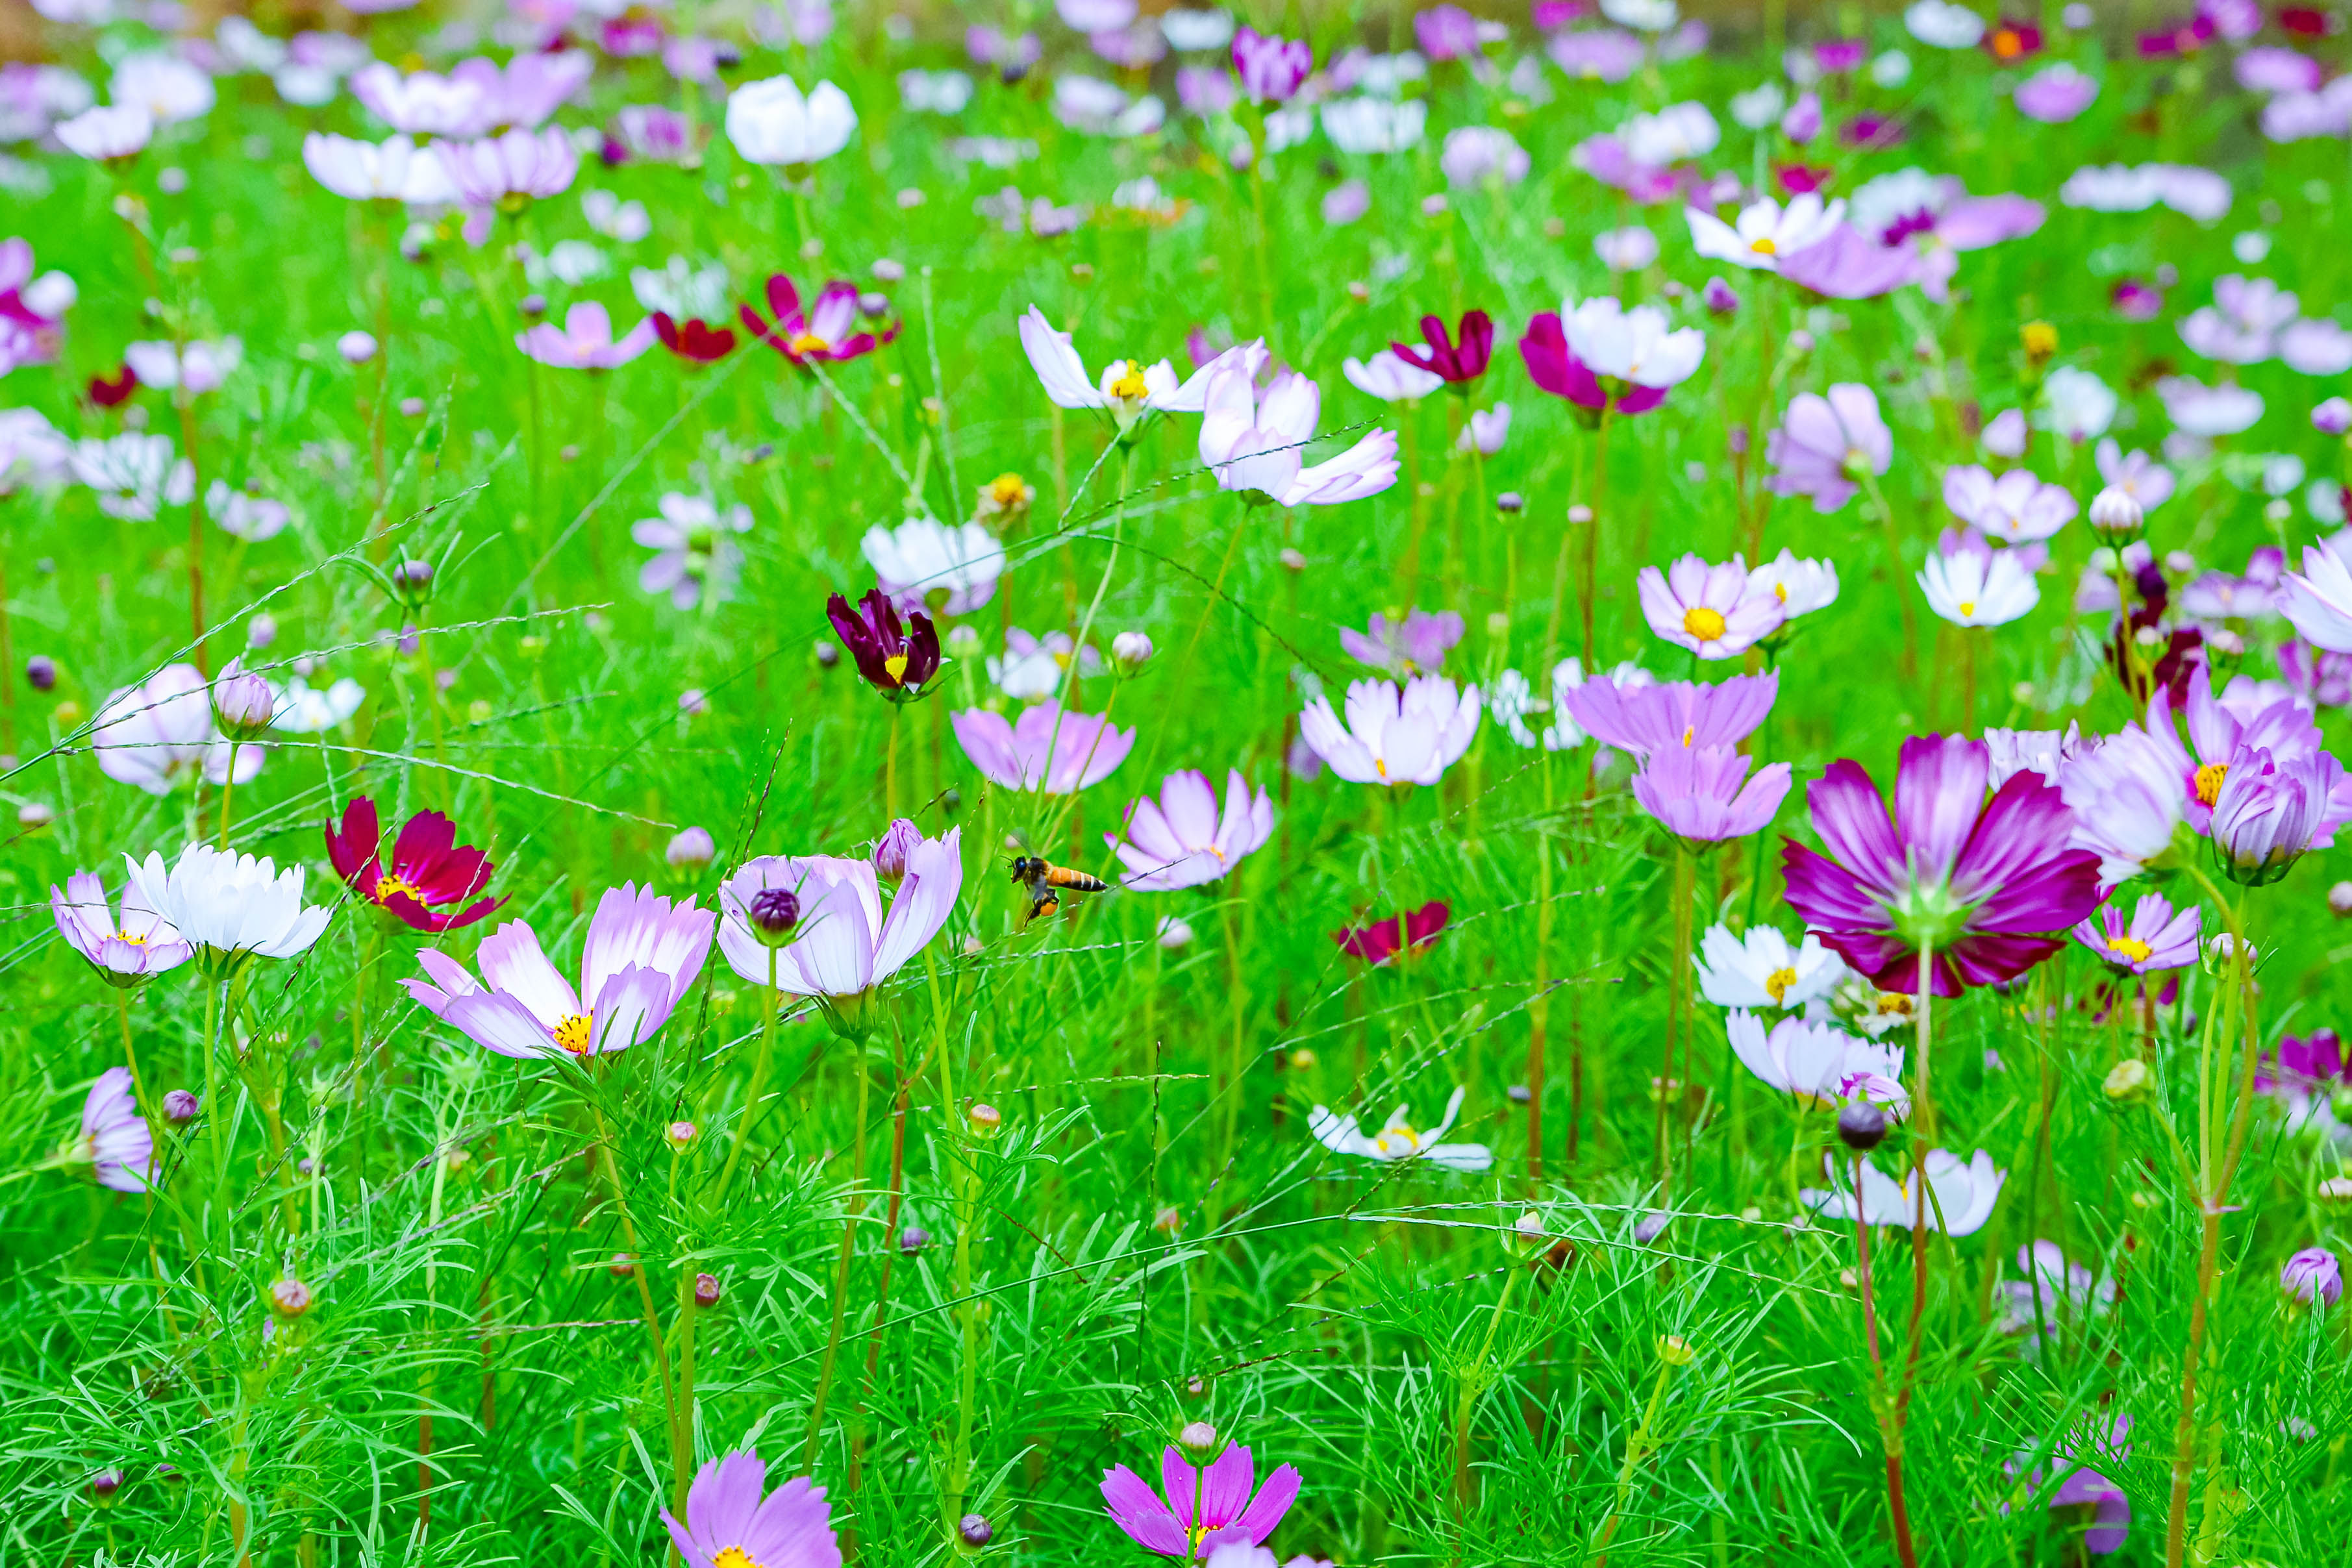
[9,0,2352,1563]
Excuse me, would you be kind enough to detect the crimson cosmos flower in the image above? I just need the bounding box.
[1333,900,1449,965]
[1391,310,1492,386]
[1781,734,2102,997]
[827,588,942,699]
[653,312,737,364]
[740,273,899,366]
[325,796,504,932]
[89,365,138,408]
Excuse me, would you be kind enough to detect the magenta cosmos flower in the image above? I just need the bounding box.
[1231,27,1311,103]
[1334,900,1449,965]
[1340,609,1462,676]
[79,1067,157,1194]
[1392,309,1492,386]
[1105,769,1273,890]
[1559,671,1777,760]
[660,1450,840,1568]
[953,703,1134,793]
[516,303,657,369]
[2071,893,2200,976]
[1639,553,1786,660]
[1782,734,2104,996]
[325,796,504,932]
[1633,747,1792,845]
[403,884,715,1058]
[51,869,193,985]
[1102,1442,1300,1558]
[714,829,963,1000]
[1766,384,1892,514]
[741,273,898,366]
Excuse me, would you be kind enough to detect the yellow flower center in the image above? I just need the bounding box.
[986,472,1029,506]
[1106,359,1152,401]
[553,1014,594,1054]
[1749,236,1777,255]
[1681,725,1695,747]
[884,653,910,683]
[1957,601,1976,617]
[1372,1123,1422,1156]
[1683,606,1727,643]
[1772,581,1788,603]
[2021,321,2058,358]
[1764,966,1798,1005]
[788,331,829,355]
[116,928,149,945]
[1874,992,1914,1018]
[714,1549,765,1568]
[1374,758,1389,780]
[2194,762,2228,806]
[375,873,425,904]
[2106,935,2153,963]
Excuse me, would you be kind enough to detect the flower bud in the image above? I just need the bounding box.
[1702,276,1740,316]
[25,654,55,691]
[164,1089,199,1125]
[2021,320,2058,361]
[873,818,921,881]
[211,664,276,740]
[608,1252,636,1278]
[270,1278,312,1316]
[19,801,53,828]
[2329,881,2352,918]
[2103,1058,2151,1104]
[694,1271,721,1307]
[519,293,548,318]
[666,1119,697,1149]
[946,623,982,658]
[679,688,708,716]
[747,886,801,944]
[1097,632,1151,681]
[1657,1334,1694,1366]
[246,614,277,651]
[1176,1421,1220,1459]
[338,330,379,364]
[2282,1246,2342,1306]
[2313,397,2351,437]
[1506,1082,1530,1103]
[900,1225,931,1254]
[815,638,842,668]
[872,258,906,283]
[1836,1101,1888,1151]
[1279,547,1307,572]
[1633,1210,1670,1245]
[968,1102,1001,1137]
[2321,1177,2352,1206]
[1567,504,1594,525]
[1157,915,1194,949]
[1495,491,1524,514]
[2086,486,2144,540]
[1290,1049,1316,1069]
[858,290,890,319]
[92,1467,124,1502]
[1510,1209,1547,1254]
[665,826,715,871]
[959,1512,993,1549]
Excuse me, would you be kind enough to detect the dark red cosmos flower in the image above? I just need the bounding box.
[1391,310,1492,385]
[89,364,138,407]
[740,274,900,366]
[653,312,738,364]
[2279,8,2331,38]
[825,588,941,699]
[325,797,503,932]
[1332,900,1449,965]
[1982,16,2043,60]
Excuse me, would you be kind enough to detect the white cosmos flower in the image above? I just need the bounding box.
[1805,1148,2007,1234]
[860,518,1006,617]
[125,845,332,975]
[1905,0,1985,48]
[1299,675,1481,786]
[1560,297,1707,388]
[1017,304,1265,424]
[1618,101,1718,164]
[1727,1011,1908,1114]
[1342,347,1444,402]
[1729,82,1786,130]
[111,51,215,123]
[725,75,857,166]
[1308,1085,1492,1170]
[2156,375,2265,436]
[270,674,367,733]
[2037,366,2118,442]
[1745,549,1840,619]
[71,434,194,521]
[1918,538,2039,627]
[1320,95,1426,154]
[55,103,153,160]
[1694,923,1848,1009]
[302,132,456,203]
[1687,193,1844,271]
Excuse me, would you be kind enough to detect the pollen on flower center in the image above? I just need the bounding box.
[1683,606,1728,642]
[788,331,829,355]
[1957,600,1976,617]
[1875,992,1914,1018]
[1764,965,1798,1004]
[116,928,149,946]
[1749,236,1777,255]
[553,1014,594,1054]
[2194,762,2229,806]
[375,873,426,904]
[1375,758,1389,780]
[1681,725,1695,747]
[1107,359,1151,401]
[1773,582,1788,603]
[884,653,910,682]
[2107,934,2154,963]
[1373,1124,1421,1156]
[713,1548,766,1568]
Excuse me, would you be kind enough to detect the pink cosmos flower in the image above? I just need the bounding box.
[94,663,263,795]
[1638,553,1785,660]
[434,126,579,203]
[1558,671,1777,760]
[2071,893,2199,975]
[2142,665,2333,837]
[1298,676,1481,786]
[303,131,456,203]
[2000,1418,2132,1556]
[516,303,657,369]
[1340,609,1462,676]
[1101,1443,1300,1558]
[2281,537,2352,654]
[78,1067,157,1194]
[952,703,1134,793]
[714,830,963,999]
[2014,62,2097,122]
[2209,747,2344,884]
[402,884,716,1058]
[51,869,193,985]
[1105,769,1273,890]
[1198,366,1398,506]
[1941,464,2077,545]
[1774,224,1920,299]
[1781,734,2105,995]
[742,273,897,366]
[1766,384,1891,512]
[1232,27,1311,102]
[1631,745,1792,843]
[2094,442,2175,513]
[660,1450,840,1568]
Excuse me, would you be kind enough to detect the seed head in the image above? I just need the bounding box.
[1836,1101,1888,1152]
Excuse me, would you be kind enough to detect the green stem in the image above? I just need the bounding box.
[803,1036,870,1475]
[715,951,781,1208]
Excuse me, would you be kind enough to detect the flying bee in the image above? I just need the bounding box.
[1009,855,1107,921]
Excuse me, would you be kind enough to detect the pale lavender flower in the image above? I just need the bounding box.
[1106,769,1273,890]
[93,664,262,794]
[2014,63,2097,122]
[2071,894,2199,975]
[77,1067,156,1193]
[1942,464,2077,545]
[1765,384,1890,513]
[2282,1247,2342,1306]
[632,493,752,610]
[2094,442,2175,513]
[1638,553,1785,659]
[434,127,579,204]
[952,703,1134,793]
[1440,126,1529,187]
[516,303,657,369]
[51,869,193,984]
[1631,745,1792,843]
[1299,675,1481,786]
[1341,609,1463,676]
[714,830,962,1004]
[1232,26,1311,102]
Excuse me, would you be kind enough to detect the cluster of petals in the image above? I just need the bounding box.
[1766,384,1890,512]
[660,1449,841,1568]
[1299,675,1481,787]
[1105,769,1272,891]
[1693,922,1845,1010]
[743,274,897,366]
[127,845,332,972]
[1199,364,1399,507]
[715,831,961,999]
[1941,465,2077,545]
[325,797,503,933]
[1560,671,1775,760]
[1638,553,1784,659]
[1102,1442,1300,1556]
[1308,1086,1490,1170]
[725,75,857,166]
[1728,1011,1907,1114]
[953,703,1134,793]
[1804,1147,2007,1234]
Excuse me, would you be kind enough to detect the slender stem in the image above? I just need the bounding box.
[715,953,781,1207]
[217,742,238,850]
[1857,1148,1918,1568]
[590,1104,684,1515]
[1580,410,1612,669]
[1588,1348,1678,1567]
[1453,1259,1521,1516]
[886,702,901,821]
[1860,471,1920,684]
[1655,847,1694,1197]
[178,395,209,675]
[1890,933,1934,1528]
[803,1036,870,1475]
[202,977,226,1240]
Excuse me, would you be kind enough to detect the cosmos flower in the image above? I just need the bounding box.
[1298,675,1482,787]
[741,274,897,365]
[1321,96,1427,155]
[76,1067,156,1193]
[986,628,1100,701]
[1638,553,1786,659]
[125,845,334,975]
[1693,923,1847,1010]
[303,132,455,203]
[952,703,1135,793]
[71,434,194,521]
[110,51,213,123]
[2002,1419,2132,1556]
[1308,1086,1491,1170]
[659,1450,840,1568]
[1686,193,1844,271]
[2038,367,2119,443]
[404,884,715,1058]
[1942,466,2077,545]
[2281,1247,2342,1307]
[1340,609,1463,676]
[2156,376,2264,438]
[2094,442,2175,514]
[1766,384,1892,513]
[122,339,242,397]
[1918,532,2039,628]
[1745,551,1840,623]
[2014,62,2097,122]
[2280,536,2352,654]
[515,303,657,369]
[51,869,193,985]
[55,103,153,161]
[827,588,942,699]
[2208,747,2343,885]
[324,797,504,933]
[1803,1147,2007,1233]
[1558,671,1775,760]
[1392,310,1493,386]
[1333,901,1450,965]
[714,830,962,1002]
[1773,223,1920,299]
[2053,727,2188,887]
[634,493,753,610]
[1440,127,1530,187]
[1631,745,1793,844]
[1018,306,1262,427]
[725,75,857,166]
[93,664,263,795]
[1197,365,1399,507]
[1782,734,2105,995]
[1727,1012,1907,1114]
[1101,1443,1301,1558]
[436,127,579,204]
[2071,894,2199,976]
[861,519,1004,617]
[1105,769,1273,891]
[1231,26,1312,101]
[1342,349,1444,402]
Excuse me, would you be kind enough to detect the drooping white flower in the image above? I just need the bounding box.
[1308,1086,1492,1171]
[725,75,857,166]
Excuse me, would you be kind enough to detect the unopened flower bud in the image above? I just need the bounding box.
[1702,276,1740,316]
[2282,1246,2342,1306]
[1506,1082,1530,1103]
[1176,1421,1219,1458]
[1633,1209,1670,1245]
[1111,630,1154,675]
[25,654,56,691]
[392,558,433,606]
[1510,1209,1547,1253]
[666,826,716,871]
[1290,1049,1317,1069]
[2328,881,2352,918]
[1567,504,1594,525]
[814,639,841,668]
[872,258,906,283]
[666,1119,697,1149]
[945,623,982,658]
[91,1467,125,1503]
[164,1089,199,1125]
[519,293,548,318]
[2087,486,2144,540]
[900,1225,931,1254]
[211,664,275,740]
[858,290,890,318]
[1495,490,1524,513]
[2103,1058,2151,1104]
[1279,547,1307,572]
[968,1102,1001,1137]
[1836,1101,1888,1152]
[608,1252,636,1278]
[694,1272,721,1307]
[2320,1177,2352,1206]
[958,1512,993,1548]
[1657,1334,1694,1365]
[338,330,378,364]
[1153,1204,1182,1235]
[1786,329,1815,356]
[270,1278,313,1317]
[679,688,708,716]
[747,886,801,944]
[873,818,921,880]
[1157,915,1194,949]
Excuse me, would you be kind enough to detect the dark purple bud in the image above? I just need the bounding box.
[748,886,801,941]
[1495,492,1523,514]
[91,1468,124,1501]
[900,1225,931,1254]
[958,1513,993,1548]
[519,293,548,318]
[814,638,841,668]
[1836,1101,1888,1152]
[694,1271,721,1307]
[25,654,55,691]
[1702,277,1740,316]
[164,1089,199,1125]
